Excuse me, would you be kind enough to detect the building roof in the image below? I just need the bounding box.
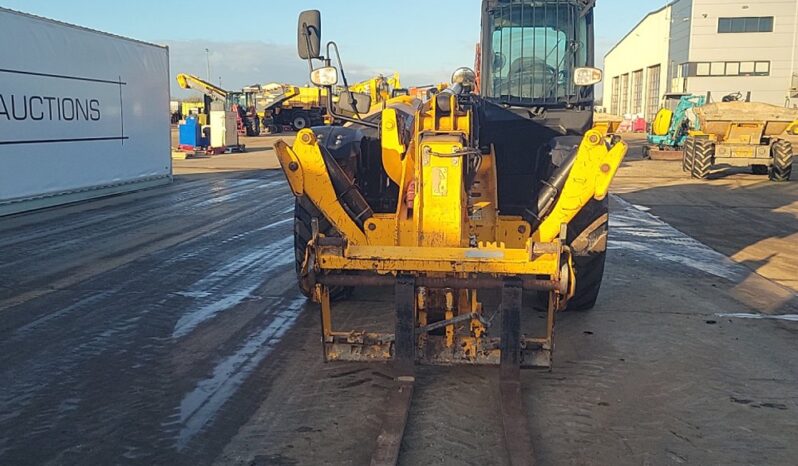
[604,0,680,59]
[0,6,167,50]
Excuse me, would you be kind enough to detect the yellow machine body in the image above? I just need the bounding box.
[347,73,402,106]
[652,108,673,136]
[275,92,628,367]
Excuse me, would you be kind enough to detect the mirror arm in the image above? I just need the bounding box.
[326,41,369,123]
[327,42,349,86]
[327,42,351,92]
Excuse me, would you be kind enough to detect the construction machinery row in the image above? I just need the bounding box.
[274,2,626,464]
[644,91,795,182]
[176,72,405,135]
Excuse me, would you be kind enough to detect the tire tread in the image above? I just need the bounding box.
[294,197,353,300]
[770,139,793,182]
[690,138,714,180]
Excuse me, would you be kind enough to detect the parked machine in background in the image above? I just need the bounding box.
[406,82,449,101]
[593,112,623,136]
[176,73,261,136]
[683,102,796,181]
[174,74,245,155]
[644,93,706,159]
[347,73,403,105]
[258,83,328,132]
[180,100,206,124]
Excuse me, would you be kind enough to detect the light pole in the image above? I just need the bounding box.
[205,48,211,82]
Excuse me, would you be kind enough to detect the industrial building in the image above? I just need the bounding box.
[604,0,798,120]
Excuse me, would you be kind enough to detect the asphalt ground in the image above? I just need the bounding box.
[0,130,795,465]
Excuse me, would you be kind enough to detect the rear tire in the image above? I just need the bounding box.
[245,118,259,137]
[691,138,714,180]
[294,197,353,301]
[770,140,793,182]
[682,138,695,172]
[292,113,311,131]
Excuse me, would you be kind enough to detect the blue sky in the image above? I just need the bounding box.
[1,0,668,97]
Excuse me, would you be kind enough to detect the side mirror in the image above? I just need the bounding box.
[336,91,372,115]
[310,66,339,87]
[574,67,603,86]
[298,10,322,60]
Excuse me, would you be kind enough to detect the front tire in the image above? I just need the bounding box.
[682,138,695,172]
[770,140,793,182]
[294,197,353,301]
[566,197,609,311]
[691,138,714,180]
[569,251,607,311]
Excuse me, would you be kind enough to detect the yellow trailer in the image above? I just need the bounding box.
[684,102,796,181]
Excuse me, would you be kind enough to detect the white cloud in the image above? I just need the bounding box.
[165,40,310,97]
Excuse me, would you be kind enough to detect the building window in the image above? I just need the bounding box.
[718,17,774,33]
[632,70,643,114]
[620,74,630,115]
[611,76,620,116]
[646,65,661,123]
[682,61,770,77]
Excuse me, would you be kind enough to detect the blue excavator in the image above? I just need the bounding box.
[643,93,706,159]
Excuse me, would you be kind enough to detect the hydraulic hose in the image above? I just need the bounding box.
[523,148,579,231]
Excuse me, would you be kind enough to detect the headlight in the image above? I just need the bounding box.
[451,67,477,87]
[574,67,603,86]
[310,66,339,86]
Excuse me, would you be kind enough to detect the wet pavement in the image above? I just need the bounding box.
[0,135,796,465]
[0,171,304,464]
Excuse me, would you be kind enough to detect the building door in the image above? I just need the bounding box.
[611,76,620,116]
[647,65,661,123]
[632,70,643,116]
[620,74,629,116]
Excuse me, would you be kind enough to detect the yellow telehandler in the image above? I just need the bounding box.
[275,3,627,463]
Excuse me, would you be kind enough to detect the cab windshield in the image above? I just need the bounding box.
[488,2,588,104]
